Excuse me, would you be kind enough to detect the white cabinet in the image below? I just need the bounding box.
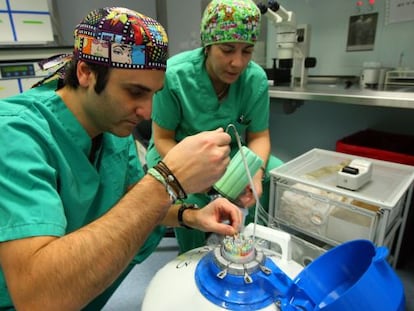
[269,148,414,268]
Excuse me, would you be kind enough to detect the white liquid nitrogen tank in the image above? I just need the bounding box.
[142,223,406,311]
[142,224,304,311]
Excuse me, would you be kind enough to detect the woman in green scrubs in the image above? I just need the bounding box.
[147,0,283,254]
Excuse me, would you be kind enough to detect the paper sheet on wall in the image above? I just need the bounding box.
[0,0,54,44]
[386,0,414,24]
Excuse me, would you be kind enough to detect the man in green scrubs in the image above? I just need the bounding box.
[146,0,283,254]
[0,7,242,310]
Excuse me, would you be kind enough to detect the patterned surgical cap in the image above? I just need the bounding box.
[200,0,261,47]
[74,7,168,70]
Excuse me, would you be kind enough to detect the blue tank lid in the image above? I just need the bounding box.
[195,240,405,311]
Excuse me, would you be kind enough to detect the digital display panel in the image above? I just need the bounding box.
[0,64,35,78]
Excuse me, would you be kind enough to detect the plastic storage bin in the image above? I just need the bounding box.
[336,129,414,165]
[274,182,382,243]
[336,129,414,267]
[269,148,414,267]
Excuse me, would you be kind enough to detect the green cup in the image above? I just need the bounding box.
[213,146,263,201]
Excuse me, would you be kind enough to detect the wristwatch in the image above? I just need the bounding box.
[177,204,197,229]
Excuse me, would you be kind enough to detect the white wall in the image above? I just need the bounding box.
[264,0,414,161]
[164,0,204,56]
[52,0,414,73]
[265,0,414,76]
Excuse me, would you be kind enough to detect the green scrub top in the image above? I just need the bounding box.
[146,47,270,165]
[146,47,274,254]
[0,82,164,309]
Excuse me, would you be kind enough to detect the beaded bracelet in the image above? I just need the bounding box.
[155,161,187,199]
[147,161,187,204]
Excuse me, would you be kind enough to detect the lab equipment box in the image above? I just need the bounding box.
[269,148,414,267]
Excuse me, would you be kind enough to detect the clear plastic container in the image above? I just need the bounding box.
[269,148,414,265]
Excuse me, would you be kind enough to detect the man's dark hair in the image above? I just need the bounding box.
[63,59,110,94]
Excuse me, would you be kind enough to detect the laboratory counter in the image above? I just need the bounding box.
[269,84,414,109]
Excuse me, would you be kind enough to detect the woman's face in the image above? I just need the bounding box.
[205,43,254,85]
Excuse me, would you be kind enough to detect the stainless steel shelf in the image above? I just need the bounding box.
[269,84,414,109]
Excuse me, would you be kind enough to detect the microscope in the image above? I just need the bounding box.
[258,1,316,88]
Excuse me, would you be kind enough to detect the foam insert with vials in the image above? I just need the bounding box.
[221,233,256,264]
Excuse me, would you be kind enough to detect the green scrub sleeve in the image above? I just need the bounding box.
[244,68,270,133]
[0,116,67,241]
[152,75,182,131]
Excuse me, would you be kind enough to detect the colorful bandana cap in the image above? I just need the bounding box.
[74,7,168,70]
[200,0,261,47]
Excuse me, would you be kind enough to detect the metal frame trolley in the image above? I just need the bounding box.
[269,148,414,268]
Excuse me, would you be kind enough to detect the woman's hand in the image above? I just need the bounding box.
[237,172,263,208]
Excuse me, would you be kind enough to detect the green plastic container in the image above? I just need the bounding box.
[213,146,263,201]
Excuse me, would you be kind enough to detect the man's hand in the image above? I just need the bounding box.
[163,128,231,194]
[185,197,242,236]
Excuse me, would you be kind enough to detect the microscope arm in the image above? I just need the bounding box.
[257,0,296,28]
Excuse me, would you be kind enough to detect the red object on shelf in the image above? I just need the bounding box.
[336,129,414,166]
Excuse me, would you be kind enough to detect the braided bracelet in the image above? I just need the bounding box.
[155,161,187,200]
[147,161,187,203]
[147,167,175,203]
